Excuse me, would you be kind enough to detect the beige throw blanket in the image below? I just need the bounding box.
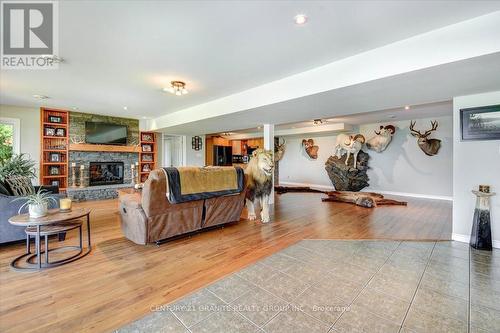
[178,166,239,195]
[162,166,244,203]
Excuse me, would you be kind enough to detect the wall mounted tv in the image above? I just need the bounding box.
[85,122,128,145]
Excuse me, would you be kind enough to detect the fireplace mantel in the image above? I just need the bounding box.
[69,143,140,153]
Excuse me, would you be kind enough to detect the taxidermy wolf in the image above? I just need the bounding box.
[245,149,274,223]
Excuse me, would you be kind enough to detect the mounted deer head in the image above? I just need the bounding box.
[409,120,441,156]
[302,139,319,159]
[274,137,286,162]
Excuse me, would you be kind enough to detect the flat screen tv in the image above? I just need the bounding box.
[85,122,128,145]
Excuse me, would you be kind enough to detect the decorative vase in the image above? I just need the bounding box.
[29,203,48,218]
[470,185,495,251]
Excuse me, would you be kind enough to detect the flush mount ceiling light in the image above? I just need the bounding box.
[163,81,188,96]
[294,14,308,25]
[123,106,128,110]
[313,119,326,125]
[33,94,49,99]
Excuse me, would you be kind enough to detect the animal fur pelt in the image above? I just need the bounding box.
[322,191,407,208]
[245,149,274,223]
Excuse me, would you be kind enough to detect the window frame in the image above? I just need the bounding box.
[0,117,21,155]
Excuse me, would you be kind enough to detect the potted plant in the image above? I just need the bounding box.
[13,188,57,218]
[0,153,36,182]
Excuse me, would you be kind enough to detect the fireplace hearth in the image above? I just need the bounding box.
[89,162,124,186]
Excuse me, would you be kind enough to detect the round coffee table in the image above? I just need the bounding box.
[8,208,92,271]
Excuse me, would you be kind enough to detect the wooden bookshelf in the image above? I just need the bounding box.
[40,108,69,191]
[139,131,157,183]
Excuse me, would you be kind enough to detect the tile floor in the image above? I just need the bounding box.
[117,240,500,333]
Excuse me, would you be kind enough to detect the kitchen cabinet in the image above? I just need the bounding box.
[231,140,242,155]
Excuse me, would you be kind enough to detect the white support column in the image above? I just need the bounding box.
[263,124,275,204]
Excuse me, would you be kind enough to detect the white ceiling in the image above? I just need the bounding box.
[157,52,500,135]
[2,1,500,119]
[221,101,453,136]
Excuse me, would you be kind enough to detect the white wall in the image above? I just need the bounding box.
[0,104,40,184]
[279,115,453,199]
[185,135,205,166]
[453,91,500,248]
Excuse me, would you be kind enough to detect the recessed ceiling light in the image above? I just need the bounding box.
[33,94,49,99]
[294,14,308,25]
[257,126,262,129]
[123,106,128,110]
[404,105,410,110]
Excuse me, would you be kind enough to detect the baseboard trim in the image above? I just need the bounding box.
[278,181,334,191]
[278,181,453,201]
[363,190,453,201]
[452,233,500,249]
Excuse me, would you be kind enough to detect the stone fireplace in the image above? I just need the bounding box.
[67,151,138,201]
[89,161,124,186]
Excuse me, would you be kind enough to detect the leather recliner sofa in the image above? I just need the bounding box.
[119,169,246,245]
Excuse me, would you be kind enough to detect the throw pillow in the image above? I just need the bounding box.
[4,176,35,196]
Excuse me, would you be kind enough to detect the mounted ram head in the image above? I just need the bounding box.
[302,139,319,159]
[366,125,396,153]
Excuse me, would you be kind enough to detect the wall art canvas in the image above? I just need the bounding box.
[461,104,500,141]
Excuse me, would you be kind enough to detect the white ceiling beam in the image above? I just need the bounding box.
[150,12,500,132]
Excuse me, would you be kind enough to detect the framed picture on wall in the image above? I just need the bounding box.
[142,144,152,152]
[461,104,500,141]
[192,136,202,151]
[51,180,60,187]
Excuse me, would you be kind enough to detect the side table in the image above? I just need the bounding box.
[8,208,92,271]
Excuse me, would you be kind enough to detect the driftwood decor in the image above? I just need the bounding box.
[322,191,407,208]
[275,186,326,194]
[302,139,319,159]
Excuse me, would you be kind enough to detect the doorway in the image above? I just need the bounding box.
[163,135,185,167]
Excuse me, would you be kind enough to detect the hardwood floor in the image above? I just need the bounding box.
[0,193,451,333]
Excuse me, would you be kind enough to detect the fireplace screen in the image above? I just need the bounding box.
[89,162,124,186]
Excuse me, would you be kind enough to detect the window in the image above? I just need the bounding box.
[0,117,20,161]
